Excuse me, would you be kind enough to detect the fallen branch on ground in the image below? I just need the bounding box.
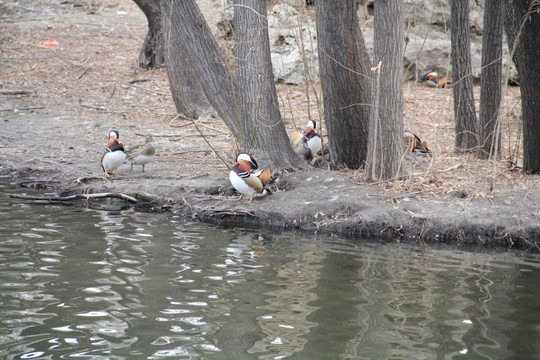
[73,176,107,184]
[10,192,138,203]
[0,90,31,95]
[128,78,152,84]
[439,163,462,173]
[80,103,127,114]
[0,106,45,112]
[169,113,191,126]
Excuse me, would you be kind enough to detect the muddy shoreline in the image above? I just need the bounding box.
[3,164,539,252]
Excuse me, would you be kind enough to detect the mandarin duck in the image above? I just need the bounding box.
[101,130,127,177]
[229,152,270,202]
[438,76,452,88]
[422,71,439,87]
[292,128,313,162]
[127,133,156,172]
[422,71,453,88]
[292,120,322,160]
[404,131,430,153]
[304,120,322,156]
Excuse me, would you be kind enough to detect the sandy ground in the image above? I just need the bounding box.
[1,0,539,250]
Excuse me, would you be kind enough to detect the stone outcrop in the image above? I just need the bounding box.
[267,4,318,84]
[217,2,319,84]
[217,0,517,85]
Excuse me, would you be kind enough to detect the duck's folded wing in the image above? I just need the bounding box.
[244,173,265,194]
[126,144,141,158]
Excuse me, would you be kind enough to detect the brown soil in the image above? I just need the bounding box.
[1,0,539,250]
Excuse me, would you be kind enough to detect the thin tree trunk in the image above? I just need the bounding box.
[314,0,372,169]
[450,0,478,153]
[161,0,213,119]
[365,0,404,182]
[478,0,503,159]
[164,0,241,138]
[133,0,165,68]
[505,0,540,173]
[234,0,302,169]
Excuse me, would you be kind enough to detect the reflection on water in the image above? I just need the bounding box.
[1,180,540,359]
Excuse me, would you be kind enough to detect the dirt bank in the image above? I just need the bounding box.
[1,0,539,250]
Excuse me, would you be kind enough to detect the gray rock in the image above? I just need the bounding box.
[216,0,517,85]
[268,4,318,84]
[361,0,505,81]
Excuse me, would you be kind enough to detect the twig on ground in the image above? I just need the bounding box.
[0,106,45,112]
[80,103,126,114]
[439,163,462,173]
[389,190,434,200]
[169,113,190,126]
[128,78,152,84]
[181,194,192,211]
[120,82,166,96]
[173,150,211,155]
[204,209,256,217]
[77,68,91,80]
[169,122,194,129]
[134,132,216,138]
[73,176,104,184]
[10,192,138,203]
[0,90,31,95]
[194,122,229,134]
[368,175,408,186]
[185,133,218,137]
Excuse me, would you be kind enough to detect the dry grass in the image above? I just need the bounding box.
[1,0,538,199]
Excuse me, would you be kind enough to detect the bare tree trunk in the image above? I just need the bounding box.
[133,0,165,68]
[161,0,213,119]
[314,0,372,169]
[163,0,241,138]
[450,0,478,153]
[234,0,302,169]
[478,0,503,159]
[505,1,540,173]
[161,0,301,169]
[365,0,404,182]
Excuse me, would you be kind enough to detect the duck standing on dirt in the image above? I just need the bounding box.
[292,128,313,162]
[404,131,430,153]
[101,130,127,177]
[292,120,322,161]
[229,152,270,203]
[127,133,156,172]
[304,120,322,156]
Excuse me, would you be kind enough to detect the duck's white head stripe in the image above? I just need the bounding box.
[236,153,252,162]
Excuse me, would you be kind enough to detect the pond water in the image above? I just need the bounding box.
[1,180,539,360]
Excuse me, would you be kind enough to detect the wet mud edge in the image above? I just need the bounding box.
[3,166,540,252]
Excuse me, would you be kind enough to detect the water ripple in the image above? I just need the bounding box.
[1,181,540,359]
